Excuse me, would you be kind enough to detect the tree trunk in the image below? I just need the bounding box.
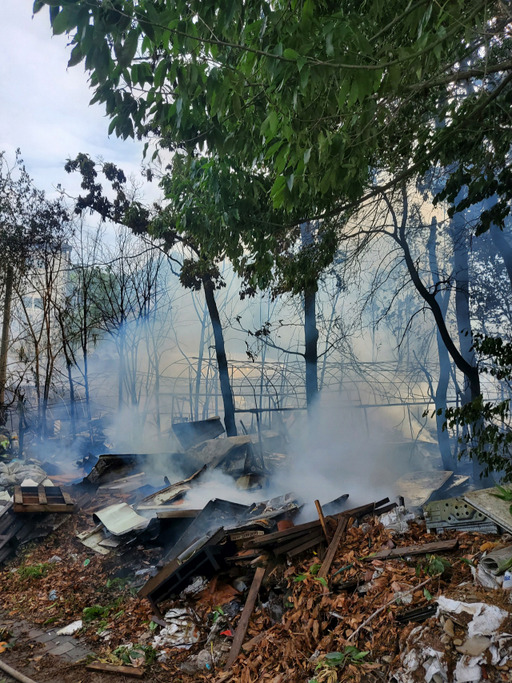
[0,264,14,425]
[450,213,490,484]
[427,218,456,470]
[304,288,319,409]
[202,275,237,436]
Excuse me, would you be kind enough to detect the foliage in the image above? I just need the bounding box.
[309,647,369,682]
[34,0,512,293]
[17,563,51,580]
[444,335,512,480]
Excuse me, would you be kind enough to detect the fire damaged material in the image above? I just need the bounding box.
[82,451,188,487]
[423,496,498,533]
[172,416,225,450]
[92,502,150,536]
[464,487,512,534]
[394,470,454,507]
[13,485,74,513]
[135,466,206,512]
[185,435,253,472]
[140,527,234,614]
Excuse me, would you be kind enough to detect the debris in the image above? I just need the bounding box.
[318,514,349,579]
[224,566,266,668]
[424,495,498,533]
[379,505,417,533]
[56,619,83,635]
[366,537,458,560]
[152,608,201,649]
[395,470,454,507]
[48,589,57,601]
[464,487,512,534]
[85,662,145,678]
[315,499,331,542]
[172,416,225,450]
[92,502,150,536]
[13,485,74,513]
[0,658,40,683]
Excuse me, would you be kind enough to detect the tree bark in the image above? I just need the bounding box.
[0,264,13,425]
[304,288,319,409]
[427,218,456,470]
[202,275,237,436]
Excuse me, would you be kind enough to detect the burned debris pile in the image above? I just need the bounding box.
[2,422,512,681]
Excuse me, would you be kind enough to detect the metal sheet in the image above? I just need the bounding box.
[93,503,150,536]
[463,488,512,534]
[394,470,453,507]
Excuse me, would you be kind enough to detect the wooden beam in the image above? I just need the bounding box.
[315,500,330,542]
[224,566,265,669]
[365,538,458,560]
[318,515,349,579]
[286,534,325,559]
[37,486,47,505]
[85,662,144,678]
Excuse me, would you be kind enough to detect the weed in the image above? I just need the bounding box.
[17,563,50,580]
[309,647,370,682]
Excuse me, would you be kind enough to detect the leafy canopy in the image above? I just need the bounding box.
[34,0,507,223]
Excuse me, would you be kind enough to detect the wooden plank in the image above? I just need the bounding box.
[318,515,349,579]
[286,533,325,558]
[37,486,48,505]
[246,519,321,548]
[366,538,458,560]
[85,662,144,678]
[224,566,266,669]
[274,529,324,556]
[13,487,23,506]
[315,499,330,542]
[13,503,73,513]
[340,498,390,519]
[61,491,73,505]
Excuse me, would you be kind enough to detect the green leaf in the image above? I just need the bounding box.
[52,8,71,35]
[315,576,328,587]
[68,43,83,68]
[284,48,300,60]
[423,588,433,601]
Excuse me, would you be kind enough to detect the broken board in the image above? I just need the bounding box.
[394,471,454,508]
[463,488,512,534]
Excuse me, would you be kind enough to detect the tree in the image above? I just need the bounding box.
[35,0,506,214]
[0,151,69,425]
[64,154,240,435]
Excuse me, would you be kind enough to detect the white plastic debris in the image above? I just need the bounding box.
[393,595,512,682]
[182,576,208,595]
[152,608,200,650]
[56,620,83,636]
[379,506,416,534]
[437,596,508,637]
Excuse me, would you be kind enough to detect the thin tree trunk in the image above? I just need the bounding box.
[0,264,14,425]
[202,275,237,436]
[426,218,456,470]
[450,215,490,484]
[304,288,319,409]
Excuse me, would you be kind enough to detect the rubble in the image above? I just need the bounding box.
[5,442,512,682]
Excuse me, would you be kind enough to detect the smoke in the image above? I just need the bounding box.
[270,393,423,510]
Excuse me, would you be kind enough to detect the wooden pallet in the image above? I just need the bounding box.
[13,486,74,513]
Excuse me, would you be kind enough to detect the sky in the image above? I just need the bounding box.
[0,1,146,198]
